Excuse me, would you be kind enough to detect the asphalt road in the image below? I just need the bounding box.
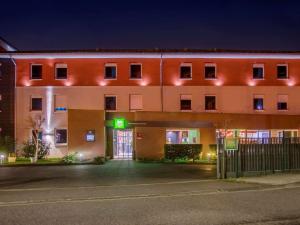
[0,161,299,225]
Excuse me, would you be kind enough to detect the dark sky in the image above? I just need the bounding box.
[1,0,300,51]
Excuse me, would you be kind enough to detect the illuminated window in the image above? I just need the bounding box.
[277,64,288,79]
[205,95,216,110]
[130,64,142,79]
[253,95,264,110]
[55,129,67,145]
[31,64,42,80]
[130,94,143,111]
[55,64,68,79]
[104,63,117,79]
[166,129,199,144]
[277,95,288,110]
[54,95,67,112]
[105,95,116,111]
[31,97,42,111]
[205,63,216,79]
[180,95,192,110]
[180,63,192,79]
[253,64,264,79]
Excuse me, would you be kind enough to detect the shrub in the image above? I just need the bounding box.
[62,152,78,164]
[164,144,202,162]
[0,136,15,155]
[93,156,105,164]
[22,140,50,159]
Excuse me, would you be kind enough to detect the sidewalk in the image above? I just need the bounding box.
[237,173,300,185]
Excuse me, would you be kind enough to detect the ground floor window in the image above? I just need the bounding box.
[55,129,68,145]
[217,129,299,138]
[166,129,199,144]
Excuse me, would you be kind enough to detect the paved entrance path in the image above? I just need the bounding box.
[0,160,216,189]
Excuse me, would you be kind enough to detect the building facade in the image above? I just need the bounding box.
[1,49,300,160]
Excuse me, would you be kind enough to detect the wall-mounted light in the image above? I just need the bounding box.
[248,80,256,87]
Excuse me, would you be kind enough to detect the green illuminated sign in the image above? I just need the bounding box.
[225,138,238,150]
[113,118,127,129]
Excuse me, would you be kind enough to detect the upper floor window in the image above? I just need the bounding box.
[277,64,288,79]
[130,94,143,111]
[277,95,288,110]
[180,95,192,111]
[180,63,192,79]
[105,63,117,79]
[204,63,216,79]
[253,95,264,111]
[54,95,67,112]
[105,95,116,111]
[205,95,216,110]
[130,64,142,79]
[31,97,42,111]
[55,64,68,79]
[31,64,42,80]
[253,64,264,79]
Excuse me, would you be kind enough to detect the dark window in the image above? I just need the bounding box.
[180,99,191,110]
[180,66,192,79]
[253,98,264,110]
[105,96,116,110]
[130,64,142,79]
[56,67,68,79]
[278,102,287,110]
[55,129,67,144]
[31,65,42,79]
[105,66,117,79]
[32,130,43,141]
[205,66,216,79]
[277,65,288,79]
[253,67,264,79]
[31,98,42,111]
[205,96,216,110]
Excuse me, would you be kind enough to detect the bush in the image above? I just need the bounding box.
[22,140,50,159]
[93,156,105,164]
[0,136,15,155]
[62,152,78,164]
[164,144,202,162]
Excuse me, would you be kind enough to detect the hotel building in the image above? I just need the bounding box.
[1,40,300,160]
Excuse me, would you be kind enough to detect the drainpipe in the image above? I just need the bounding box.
[160,51,164,112]
[9,55,17,150]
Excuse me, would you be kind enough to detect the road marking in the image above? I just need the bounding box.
[0,184,299,208]
[0,179,216,192]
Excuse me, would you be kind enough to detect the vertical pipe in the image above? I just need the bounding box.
[160,51,163,112]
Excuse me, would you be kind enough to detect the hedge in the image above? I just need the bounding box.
[164,144,202,162]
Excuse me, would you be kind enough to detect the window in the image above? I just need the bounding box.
[130,94,143,111]
[55,64,68,79]
[180,95,192,110]
[55,129,67,145]
[32,130,43,141]
[105,95,116,111]
[130,64,142,79]
[104,64,117,79]
[31,97,42,111]
[205,95,216,110]
[180,64,192,79]
[277,64,288,79]
[31,64,42,80]
[253,64,264,79]
[166,129,200,144]
[277,95,288,110]
[253,95,264,110]
[205,63,216,79]
[54,95,67,112]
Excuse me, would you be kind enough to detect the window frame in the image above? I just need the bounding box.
[205,95,217,111]
[277,64,289,80]
[30,96,43,112]
[129,94,143,111]
[129,63,142,80]
[180,94,192,111]
[104,95,117,111]
[252,64,264,80]
[30,64,43,80]
[253,95,264,111]
[277,94,288,111]
[55,64,68,80]
[54,128,68,146]
[179,63,192,80]
[204,63,217,80]
[54,95,67,113]
[104,63,117,80]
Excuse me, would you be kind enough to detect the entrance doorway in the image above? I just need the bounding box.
[113,129,133,159]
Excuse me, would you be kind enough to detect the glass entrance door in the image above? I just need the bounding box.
[113,129,133,159]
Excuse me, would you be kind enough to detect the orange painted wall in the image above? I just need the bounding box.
[16,58,300,87]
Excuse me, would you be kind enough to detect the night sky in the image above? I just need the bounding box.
[1,0,300,51]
